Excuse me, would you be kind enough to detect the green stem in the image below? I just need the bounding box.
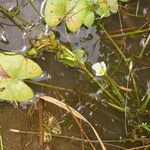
[80,64,123,107]
[26,80,93,98]
[138,34,150,58]
[25,80,74,92]
[139,94,150,113]
[0,4,23,31]
[26,37,124,110]
[108,28,150,38]
[0,4,31,27]
[104,75,125,105]
[53,44,123,107]
[100,24,141,108]
[28,0,43,18]
[100,24,127,63]
[15,15,31,25]
[136,0,140,16]
[131,72,140,107]
[56,44,123,107]
[107,102,125,112]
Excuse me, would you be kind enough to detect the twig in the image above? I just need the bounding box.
[38,99,44,147]
[0,134,3,150]
[52,134,128,150]
[10,129,38,134]
[128,144,150,150]
[80,120,85,150]
[40,96,106,150]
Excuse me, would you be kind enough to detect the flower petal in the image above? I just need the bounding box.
[92,62,101,72]
[92,61,107,76]
[100,61,106,70]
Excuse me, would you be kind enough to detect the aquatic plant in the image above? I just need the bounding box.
[92,61,107,76]
[0,0,149,149]
[26,32,150,119]
[0,52,42,102]
[26,35,125,112]
[45,0,129,32]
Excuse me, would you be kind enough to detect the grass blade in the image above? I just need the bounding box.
[140,94,150,113]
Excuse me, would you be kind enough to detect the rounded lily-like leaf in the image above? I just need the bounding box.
[0,78,34,102]
[96,1,110,17]
[0,52,43,79]
[65,0,88,32]
[44,0,68,26]
[107,0,118,13]
[83,10,95,27]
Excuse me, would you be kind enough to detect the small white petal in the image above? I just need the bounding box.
[92,62,101,71]
[100,61,106,71]
[95,72,101,76]
[92,61,107,76]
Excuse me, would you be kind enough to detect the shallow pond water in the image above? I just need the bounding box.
[0,0,150,150]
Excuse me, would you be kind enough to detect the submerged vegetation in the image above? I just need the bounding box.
[0,0,150,149]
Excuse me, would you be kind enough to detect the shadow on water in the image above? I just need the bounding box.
[0,0,150,149]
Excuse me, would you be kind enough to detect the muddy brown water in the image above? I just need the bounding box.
[0,0,150,149]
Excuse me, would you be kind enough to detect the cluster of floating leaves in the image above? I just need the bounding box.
[45,0,128,32]
[0,52,42,102]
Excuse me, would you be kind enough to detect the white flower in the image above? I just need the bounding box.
[92,61,107,76]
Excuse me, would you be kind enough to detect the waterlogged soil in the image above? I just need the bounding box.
[0,0,150,150]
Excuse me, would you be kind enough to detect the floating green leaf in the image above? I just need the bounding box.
[83,10,95,27]
[45,0,67,26]
[0,52,42,79]
[107,0,118,13]
[0,52,43,102]
[0,79,33,102]
[65,0,87,32]
[44,0,129,32]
